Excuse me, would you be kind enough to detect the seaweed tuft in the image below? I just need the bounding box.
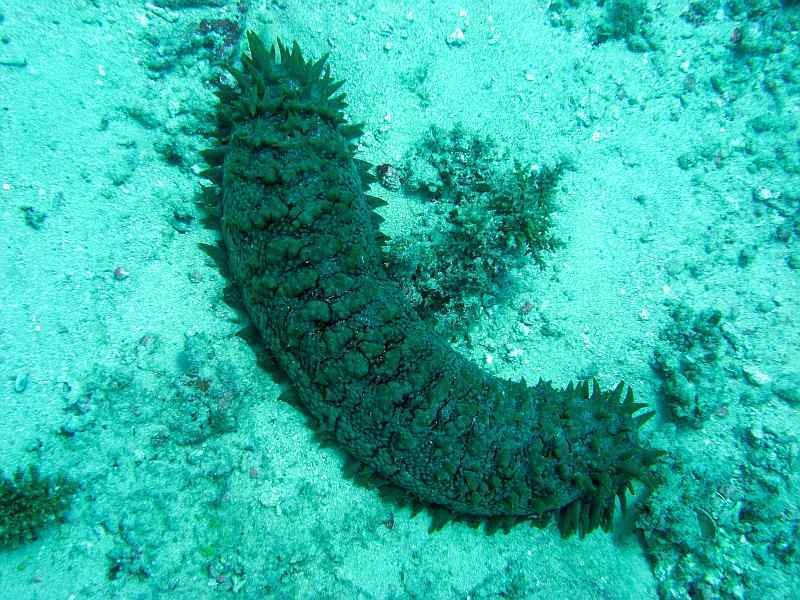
[0,464,78,550]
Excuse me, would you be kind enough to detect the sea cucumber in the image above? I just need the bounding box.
[200,31,662,537]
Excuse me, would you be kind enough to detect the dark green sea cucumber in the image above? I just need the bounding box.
[200,31,662,537]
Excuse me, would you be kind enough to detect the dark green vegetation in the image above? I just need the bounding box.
[200,31,662,538]
[388,125,562,336]
[0,464,77,550]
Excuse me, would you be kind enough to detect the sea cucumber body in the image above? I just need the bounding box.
[207,33,659,536]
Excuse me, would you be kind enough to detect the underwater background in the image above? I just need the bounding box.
[1,0,798,598]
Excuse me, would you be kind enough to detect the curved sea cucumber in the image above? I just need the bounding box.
[200,32,662,537]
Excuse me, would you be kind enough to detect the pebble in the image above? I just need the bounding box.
[172,209,193,233]
[446,27,465,47]
[742,364,770,386]
[747,423,765,444]
[14,372,29,392]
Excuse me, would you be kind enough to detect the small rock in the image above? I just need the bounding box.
[747,423,765,444]
[742,364,770,386]
[376,163,401,190]
[14,372,29,392]
[172,209,193,233]
[446,27,465,47]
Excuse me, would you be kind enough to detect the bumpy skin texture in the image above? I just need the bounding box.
[203,32,661,537]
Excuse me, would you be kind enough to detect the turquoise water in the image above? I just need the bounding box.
[1,1,798,598]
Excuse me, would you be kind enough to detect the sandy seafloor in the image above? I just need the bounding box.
[1,0,799,598]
